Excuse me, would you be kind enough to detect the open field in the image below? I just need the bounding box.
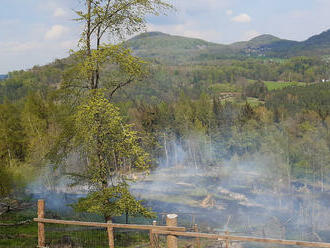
[248,80,307,90]
[220,96,264,106]
[264,81,307,90]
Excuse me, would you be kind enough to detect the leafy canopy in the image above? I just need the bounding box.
[73,91,150,187]
[72,91,151,218]
[73,183,154,219]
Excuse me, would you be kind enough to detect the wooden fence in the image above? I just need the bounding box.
[34,199,330,248]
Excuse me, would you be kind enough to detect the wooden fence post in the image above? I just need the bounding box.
[107,220,115,248]
[194,224,200,248]
[150,220,158,248]
[225,231,230,248]
[166,214,178,248]
[38,199,45,248]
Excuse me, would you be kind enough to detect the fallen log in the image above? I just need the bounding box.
[0,220,32,226]
[0,206,11,216]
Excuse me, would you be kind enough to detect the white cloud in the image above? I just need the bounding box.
[226,9,233,16]
[0,42,38,53]
[231,13,251,23]
[243,30,260,40]
[45,25,68,40]
[53,8,66,17]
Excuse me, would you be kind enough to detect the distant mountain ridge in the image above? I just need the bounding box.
[127,29,330,62]
[231,34,281,48]
[127,31,222,64]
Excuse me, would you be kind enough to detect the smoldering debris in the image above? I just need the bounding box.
[217,187,248,202]
[27,166,88,212]
[200,195,216,208]
[24,132,330,242]
[129,135,330,242]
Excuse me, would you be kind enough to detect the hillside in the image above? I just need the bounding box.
[231,34,281,49]
[1,30,329,104]
[127,29,330,61]
[127,31,228,64]
[128,32,218,50]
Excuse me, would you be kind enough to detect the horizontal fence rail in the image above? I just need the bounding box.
[33,218,186,231]
[34,199,330,248]
[152,230,330,248]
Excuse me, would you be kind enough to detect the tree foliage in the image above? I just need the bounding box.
[58,0,172,220]
[71,91,151,219]
[62,0,173,100]
[73,183,154,219]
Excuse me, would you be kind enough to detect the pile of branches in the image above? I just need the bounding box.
[0,198,34,226]
[0,198,33,215]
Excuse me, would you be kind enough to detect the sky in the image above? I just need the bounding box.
[1,0,330,74]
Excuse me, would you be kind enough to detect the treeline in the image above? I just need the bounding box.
[266,82,330,118]
[0,56,330,197]
[120,56,328,102]
[0,89,70,196]
[0,59,69,103]
[191,56,326,83]
[1,56,328,104]
[128,86,330,190]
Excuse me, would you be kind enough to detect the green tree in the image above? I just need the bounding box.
[0,103,26,166]
[0,102,29,198]
[0,167,14,197]
[55,0,173,220]
[71,91,152,221]
[62,0,172,99]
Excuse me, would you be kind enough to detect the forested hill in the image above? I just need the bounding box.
[128,29,330,62]
[1,29,330,104]
[126,31,230,64]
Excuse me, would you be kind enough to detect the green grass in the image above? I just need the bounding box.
[264,81,307,90]
[45,228,149,248]
[246,97,264,106]
[0,210,38,248]
[208,83,241,93]
[0,209,150,248]
[220,96,264,107]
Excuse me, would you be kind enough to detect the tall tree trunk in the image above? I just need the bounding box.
[191,140,198,170]
[86,0,95,89]
[163,132,169,166]
[125,210,129,224]
[86,0,91,57]
[286,136,292,194]
[105,215,112,222]
[93,25,102,89]
[173,140,178,167]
